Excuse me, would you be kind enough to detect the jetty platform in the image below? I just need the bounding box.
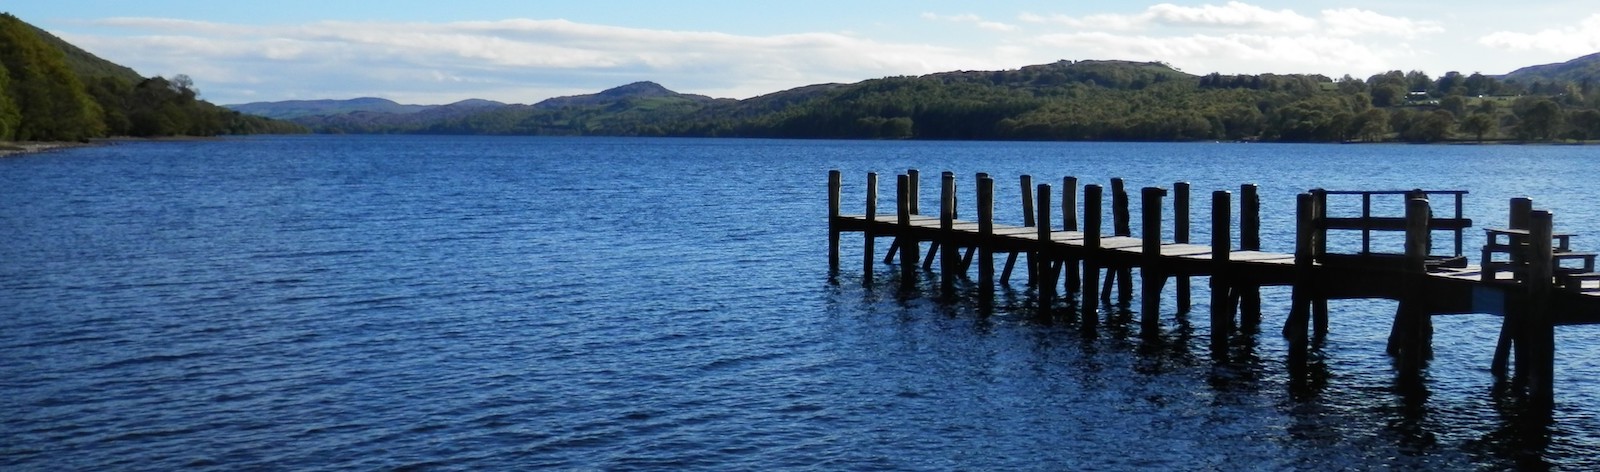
[827,170,1600,415]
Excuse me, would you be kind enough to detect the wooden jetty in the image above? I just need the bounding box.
[827,169,1600,415]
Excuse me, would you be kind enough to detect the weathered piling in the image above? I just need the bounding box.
[1174,182,1191,313]
[1492,197,1535,377]
[1062,177,1080,295]
[1002,175,1036,285]
[1390,196,1433,374]
[960,173,989,273]
[1037,183,1055,314]
[1111,178,1133,304]
[863,173,878,286]
[1210,190,1234,357]
[977,176,996,297]
[924,172,958,271]
[940,172,959,297]
[1083,184,1104,325]
[1284,193,1315,363]
[1526,210,1555,412]
[897,174,918,289]
[1239,184,1263,330]
[1310,188,1329,336]
[908,169,921,215]
[829,170,842,276]
[1141,186,1168,332]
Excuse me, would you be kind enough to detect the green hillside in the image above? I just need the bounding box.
[1502,52,1600,90]
[0,12,305,142]
[268,57,1600,143]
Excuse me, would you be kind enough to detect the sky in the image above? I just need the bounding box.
[7,1,1599,105]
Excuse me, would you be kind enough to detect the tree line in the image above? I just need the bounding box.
[0,14,304,142]
[289,58,1600,143]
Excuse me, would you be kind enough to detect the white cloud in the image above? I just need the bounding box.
[1144,1,1315,31]
[1033,32,1389,74]
[921,12,1019,32]
[1479,13,1600,56]
[1018,2,1444,77]
[69,17,1021,104]
[1021,2,1315,32]
[1320,8,1443,39]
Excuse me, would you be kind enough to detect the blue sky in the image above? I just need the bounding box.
[8,1,1598,105]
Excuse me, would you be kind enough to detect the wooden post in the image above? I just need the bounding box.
[1391,196,1432,374]
[907,169,921,215]
[1083,184,1103,327]
[978,176,995,297]
[1002,175,1035,285]
[863,173,877,286]
[1239,183,1262,329]
[1526,209,1555,413]
[1492,197,1534,377]
[1037,183,1055,315]
[1284,193,1314,365]
[1141,186,1167,333]
[1311,189,1329,336]
[923,171,956,271]
[1063,177,1080,295]
[1112,178,1132,305]
[897,174,918,289]
[828,170,842,276]
[961,174,987,272]
[1174,182,1191,313]
[940,172,959,297]
[1210,190,1233,357]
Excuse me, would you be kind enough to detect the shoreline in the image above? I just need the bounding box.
[0,141,99,158]
[0,136,228,158]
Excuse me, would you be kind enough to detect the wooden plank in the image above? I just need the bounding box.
[1100,236,1143,249]
[1161,244,1213,256]
[1325,216,1472,231]
[1231,251,1296,263]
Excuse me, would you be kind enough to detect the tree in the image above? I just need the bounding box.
[0,13,104,141]
[1401,110,1454,142]
[1461,113,1496,142]
[1514,99,1563,141]
[1440,95,1467,117]
[0,61,18,140]
[1351,108,1389,142]
[1371,84,1406,107]
[1569,109,1600,140]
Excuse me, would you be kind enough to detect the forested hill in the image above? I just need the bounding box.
[0,13,305,142]
[254,56,1600,143]
[1502,52,1600,86]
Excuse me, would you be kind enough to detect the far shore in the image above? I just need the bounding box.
[0,136,228,158]
[1,135,1589,158]
[0,141,96,158]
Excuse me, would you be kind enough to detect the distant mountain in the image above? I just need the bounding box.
[1501,52,1600,86]
[225,54,1600,143]
[226,97,435,119]
[533,81,728,109]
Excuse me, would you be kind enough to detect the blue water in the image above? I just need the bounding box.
[3,135,1600,470]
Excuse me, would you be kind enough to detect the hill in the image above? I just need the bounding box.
[0,13,305,140]
[23,22,141,83]
[239,55,1600,143]
[1501,52,1600,87]
[228,97,435,119]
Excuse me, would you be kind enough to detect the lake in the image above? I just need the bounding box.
[3,135,1600,470]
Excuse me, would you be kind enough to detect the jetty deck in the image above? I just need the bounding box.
[827,169,1600,416]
